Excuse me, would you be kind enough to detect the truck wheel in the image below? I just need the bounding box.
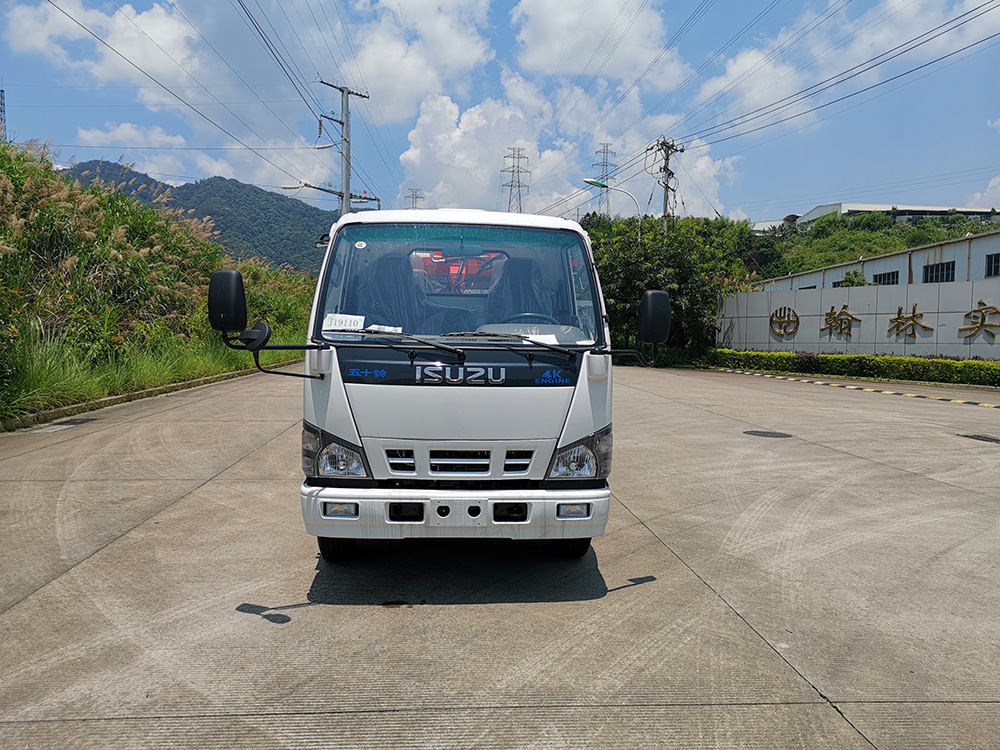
[551,537,591,559]
[318,537,356,563]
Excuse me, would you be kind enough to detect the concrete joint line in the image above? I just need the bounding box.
[0,700,844,727]
[612,493,879,749]
[0,421,302,616]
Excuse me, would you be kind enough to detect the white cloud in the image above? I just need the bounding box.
[989,118,1000,133]
[815,0,1000,78]
[74,122,186,180]
[968,176,1000,209]
[343,0,494,124]
[400,92,534,210]
[672,139,738,218]
[77,122,186,148]
[695,47,811,133]
[511,0,688,90]
[5,1,205,94]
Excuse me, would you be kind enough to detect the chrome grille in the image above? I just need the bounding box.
[429,449,491,473]
[504,450,533,474]
[386,449,416,473]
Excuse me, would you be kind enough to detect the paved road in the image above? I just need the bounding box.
[1,367,997,748]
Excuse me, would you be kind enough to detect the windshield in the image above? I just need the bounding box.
[315,222,602,346]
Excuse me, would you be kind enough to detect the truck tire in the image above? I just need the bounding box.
[318,536,356,563]
[551,537,591,559]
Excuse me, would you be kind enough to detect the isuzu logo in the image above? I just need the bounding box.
[415,365,506,384]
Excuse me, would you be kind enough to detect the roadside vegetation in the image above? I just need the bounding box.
[0,142,314,425]
[706,349,1000,387]
[3,140,995,427]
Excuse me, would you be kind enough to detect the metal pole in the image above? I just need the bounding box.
[340,87,350,218]
[583,179,641,245]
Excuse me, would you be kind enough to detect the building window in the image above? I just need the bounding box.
[986,253,1000,278]
[798,285,817,289]
[872,270,899,285]
[831,280,844,288]
[922,261,955,284]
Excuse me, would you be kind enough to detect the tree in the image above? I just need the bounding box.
[838,269,869,287]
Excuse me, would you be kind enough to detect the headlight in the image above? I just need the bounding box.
[302,421,369,478]
[548,426,612,479]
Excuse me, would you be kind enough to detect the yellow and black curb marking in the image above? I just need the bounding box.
[719,369,999,409]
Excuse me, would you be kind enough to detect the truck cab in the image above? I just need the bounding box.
[209,209,669,561]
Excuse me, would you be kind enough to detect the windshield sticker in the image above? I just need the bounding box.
[527,334,559,345]
[354,241,367,249]
[365,324,403,333]
[324,313,365,330]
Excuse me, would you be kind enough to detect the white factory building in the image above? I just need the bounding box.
[752,202,999,233]
[717,228,1000,359]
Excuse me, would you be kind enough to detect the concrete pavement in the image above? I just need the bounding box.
[1,366,997,748]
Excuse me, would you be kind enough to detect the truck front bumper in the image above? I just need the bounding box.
[301,484,610,540]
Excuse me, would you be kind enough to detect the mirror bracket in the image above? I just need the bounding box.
[592,345,658,367]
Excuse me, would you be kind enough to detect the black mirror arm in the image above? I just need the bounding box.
[220,331,326,380]
[592,345,658,367]
[251,350,325,380]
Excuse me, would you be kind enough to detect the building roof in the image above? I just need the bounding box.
[797,202,998,225]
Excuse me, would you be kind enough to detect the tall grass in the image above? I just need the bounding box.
[1,142,315,424]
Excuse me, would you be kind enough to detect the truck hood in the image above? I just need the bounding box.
[345,383,572,440]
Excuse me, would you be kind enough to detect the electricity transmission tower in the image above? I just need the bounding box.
[592,143,617,216]
[406,188,424,209]
[645,138,685,230]
[501,147,530,213]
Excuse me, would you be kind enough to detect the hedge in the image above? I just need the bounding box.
[705,349,1000,387]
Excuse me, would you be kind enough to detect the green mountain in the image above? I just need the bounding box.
[62,160,338,272]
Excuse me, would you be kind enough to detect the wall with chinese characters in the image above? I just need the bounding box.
[717,280,1000,358]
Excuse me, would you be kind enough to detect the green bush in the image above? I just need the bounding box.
[0,142,315,424]
[705,349,1000,387]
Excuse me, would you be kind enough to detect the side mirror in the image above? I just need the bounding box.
[315,233,330,249]
[637,290,671,345]
[208,270,248,332]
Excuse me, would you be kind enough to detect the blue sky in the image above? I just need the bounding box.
[3,0,999,222]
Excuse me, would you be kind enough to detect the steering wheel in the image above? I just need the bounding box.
[500,313,559,324]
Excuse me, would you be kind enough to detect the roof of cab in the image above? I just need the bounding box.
[332,208,583,233]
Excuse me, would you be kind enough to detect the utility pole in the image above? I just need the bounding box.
[406,188,424,209]
[320,80,373,217]
[592,143,616,217]
[501,147,530,213]
[646,137,684,231]
[0,88,7,144]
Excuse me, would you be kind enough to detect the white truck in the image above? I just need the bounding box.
[208,209,669,561]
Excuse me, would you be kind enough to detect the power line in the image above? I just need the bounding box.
[102,0,323,181]
[680,0,1000,143]
[42,0,304,183]
[164,0,341,168]
[697,26,1000,148]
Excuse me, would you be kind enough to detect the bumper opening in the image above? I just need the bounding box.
[493,502,528,523]
[388,502,425,522]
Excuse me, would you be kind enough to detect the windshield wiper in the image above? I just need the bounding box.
[322,328,466,359]
[441,331,576,359]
